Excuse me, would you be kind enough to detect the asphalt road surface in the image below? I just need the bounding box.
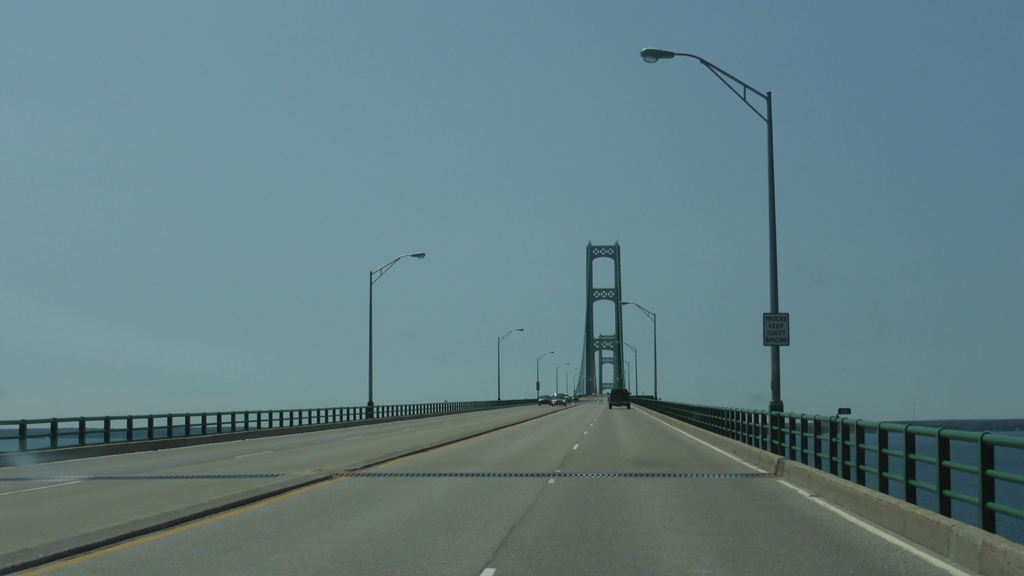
[6,400,976,575]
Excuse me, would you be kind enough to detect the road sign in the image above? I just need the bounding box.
[763,313,790,346]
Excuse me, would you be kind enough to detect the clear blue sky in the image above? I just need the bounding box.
[1,2,1021,421]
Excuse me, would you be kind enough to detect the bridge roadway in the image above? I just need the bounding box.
[1,400,974,575]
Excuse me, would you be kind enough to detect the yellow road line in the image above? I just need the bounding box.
[17,477,346,575]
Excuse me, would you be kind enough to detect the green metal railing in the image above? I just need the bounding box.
[634,398,1024,536]
[0,399,533,454]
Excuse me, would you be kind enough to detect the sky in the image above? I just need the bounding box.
[0,1,1021,422]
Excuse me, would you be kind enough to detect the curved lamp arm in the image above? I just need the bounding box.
[500,328,525,343]
[640,48,768,123]
[372,253,426,285]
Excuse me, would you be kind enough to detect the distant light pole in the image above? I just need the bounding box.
[536,351,554,399]
[497,328,524,401]
[555,362,570,394]
[368,252,426,418]
[620,341,639,396]
[639,47,783,414]
[622,302,657,400]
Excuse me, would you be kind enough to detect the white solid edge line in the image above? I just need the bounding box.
[479,569,497,576]
[233,451,273,459]
[638,408,973,576]
[640,410,760,472]
[0,480,82,497]
[778,480,973,576]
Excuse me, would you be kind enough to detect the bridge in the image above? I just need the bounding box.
[2,398,1023,575]
[2,244,1024,575]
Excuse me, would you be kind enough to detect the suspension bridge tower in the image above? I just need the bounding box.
[582,243,625,395]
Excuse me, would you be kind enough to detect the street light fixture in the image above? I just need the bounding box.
[368,252,426,419]
[621,302,657,400]
[639,47,784,414]
[536,351,554,399]
[497,328,524,401]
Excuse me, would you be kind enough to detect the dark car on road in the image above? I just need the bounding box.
[551,393,568,406]
[608,388,630,409]
[538,395,551,406]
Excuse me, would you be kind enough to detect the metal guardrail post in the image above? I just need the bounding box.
[788,415,797,459]
[904,426,917,505]
[979,433,996,532]
[855,420,866,486]
[742,410,749,444]
[800,417,809,465]
[244,411,250,431]
[813,417,822,470]
[148,415,155,440]
[202,413,208,435]
[840,419,851,481]
[50,419,59,449]
[829,417,839,476]
[937,429,951,517]
[127,416,134,442]
[878,428,890,495]
[185,414,192,437]
[18,420,27,451]
[104,417,112,444]
[79,417,87,446]
[758,411,764,451]
[167,414,174,438]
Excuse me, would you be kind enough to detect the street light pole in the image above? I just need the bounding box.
[498,328,524,401]
[536,351,554,399]
[555,362,570,394]
[622,302,657,400]
[640,47,783,413]
[368,252,426,419]
[620,341,639,396]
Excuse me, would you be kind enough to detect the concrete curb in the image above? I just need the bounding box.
[0,404,531,469]
[644,410,1024,576]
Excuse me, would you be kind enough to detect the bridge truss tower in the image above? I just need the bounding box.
[580,243,625,396]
